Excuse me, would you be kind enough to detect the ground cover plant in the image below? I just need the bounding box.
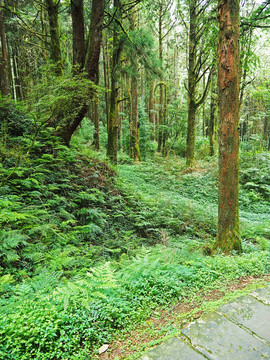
[0,103,269,359]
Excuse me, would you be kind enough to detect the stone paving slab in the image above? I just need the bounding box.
[217,295,270,342]
[139,337,206,360]
[181,311,270,360]
[251,286,270,305]
[139,286,270,360]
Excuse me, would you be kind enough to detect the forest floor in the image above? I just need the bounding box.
[1,143,269,360]
[98,275,270,360]
[95,156,270,359]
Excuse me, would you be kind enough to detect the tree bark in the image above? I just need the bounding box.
[149,80,155,136]
[129,11,141,162]
[61,0,104,145]
[84,0,104,84]
[71,0,85,72]
[107,0,123,164]
[209,73,217,156]
[0,1,9,95]
[213,0,241,254]
[157,3,164,153]
[45,0,63,76]
[186,0,197,166]
[92,96,100,150]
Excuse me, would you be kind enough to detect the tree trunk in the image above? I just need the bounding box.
[186,100,196,165]
[213,0,241,254]
[92,96,100,150]
[102,38,109,127]
[186,0,197,166]
[45,0,63,76]
[157,3,164,153]
[61,0,104,145]
[149,80,155,137]
[209,73,217,156]
[84,0,104,84]
[71,0,85,72]
[174,43,179,101]
[130,72,141,161]
[107,0,122,164]
[0,1,9,95]
[129,11,141,162]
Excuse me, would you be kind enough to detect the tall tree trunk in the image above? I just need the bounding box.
[174,43,179,101]
[157,3,164,153]
[209,73,217,156]
[263,115,268,148]
[0,1,9,95]
[129,11,141,162]
[186,100,196,164]
[185,0,212,166]
[92,96,99,149]
[71,0,85,72]
[45,0,63,76]
[102,38,109,127]
[186,0,197,166]
[213,0,241,254]
[130,72,141,161]
[149,80,155,136]
[107,0,122,164]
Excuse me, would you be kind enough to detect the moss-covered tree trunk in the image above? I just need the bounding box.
[45,0,63,76]
[61,0,104,145]
[71,0,85,72]
[213,0,241,254]
[0,1,9,95]
[84,0,104,84]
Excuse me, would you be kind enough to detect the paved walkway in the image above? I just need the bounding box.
[140,286,270,360]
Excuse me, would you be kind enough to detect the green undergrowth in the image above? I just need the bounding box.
[1,246,269,359]
[0,101,269,359]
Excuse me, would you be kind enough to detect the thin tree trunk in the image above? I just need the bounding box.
[174,43,179,101]
[0,1,9,95]
[209,73,217,156]
[186,100,196,164]
[157,3,164,153]
[129,11,141,161]
[214,0,241,254]
[149,80,155,136]
[130,72,141,161]
[102,39,109,127]
[92,96,100,149]
[186,0,197,166]
[107,0,122,164]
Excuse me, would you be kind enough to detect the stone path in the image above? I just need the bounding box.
[140,286,270,360]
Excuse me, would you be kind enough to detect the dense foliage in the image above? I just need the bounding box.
[0,100,269,358]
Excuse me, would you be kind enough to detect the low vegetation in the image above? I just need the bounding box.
[0,100,269,359]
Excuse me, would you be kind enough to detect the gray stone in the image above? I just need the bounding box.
[139,337,206,360]
[181,312,270,360]
[251,286,270,305]
[217,295,270,342]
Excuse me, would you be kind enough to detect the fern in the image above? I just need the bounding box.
[55,262,117,309]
